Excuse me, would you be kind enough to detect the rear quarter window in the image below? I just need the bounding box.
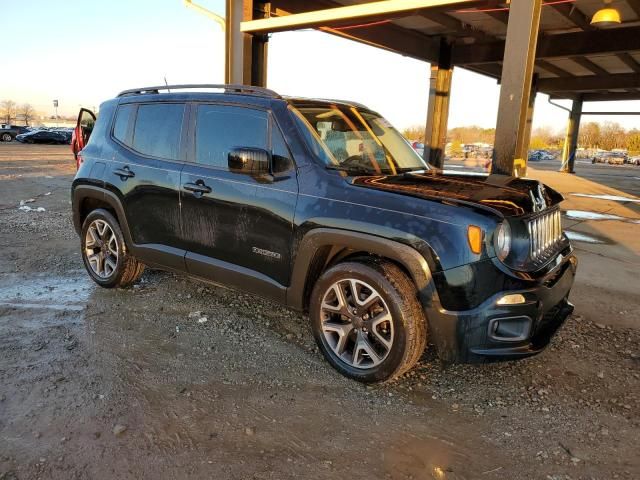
[130,103,185,160]
[112,104,136,144]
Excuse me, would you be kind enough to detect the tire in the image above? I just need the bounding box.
[310,259,427,383]
[81,209,144,288]
[1,133,12,142]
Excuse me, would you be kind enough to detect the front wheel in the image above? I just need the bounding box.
[1,133,12,142]
[81,209,144,288]
[310,260,427,383]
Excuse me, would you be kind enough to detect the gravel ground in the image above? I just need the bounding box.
[0,144,638,479]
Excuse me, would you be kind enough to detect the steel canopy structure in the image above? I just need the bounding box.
[224,0,640,176]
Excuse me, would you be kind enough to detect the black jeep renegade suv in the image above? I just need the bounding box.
[71,84,576,383]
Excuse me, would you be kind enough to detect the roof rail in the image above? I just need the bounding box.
[116,84,281,99]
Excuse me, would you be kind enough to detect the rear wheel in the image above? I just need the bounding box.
[81,209,144,288]
[1,133,12,142]
[310,259,427,383]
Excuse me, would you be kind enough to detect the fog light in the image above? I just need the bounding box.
[496,293,526,305]
[488,316,532,342]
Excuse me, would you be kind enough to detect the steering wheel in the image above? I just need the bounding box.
[342,154,371,170]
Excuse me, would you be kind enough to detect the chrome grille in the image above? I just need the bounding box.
[527,210,562,259]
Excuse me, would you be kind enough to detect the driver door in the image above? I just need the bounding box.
[72,108,96,169]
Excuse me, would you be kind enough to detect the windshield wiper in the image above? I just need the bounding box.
[395,167,428,173]
[326,165,376,176]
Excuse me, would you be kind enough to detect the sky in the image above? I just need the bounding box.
[3,0,640,133]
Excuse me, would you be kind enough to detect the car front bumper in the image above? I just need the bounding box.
[425,253,577,364]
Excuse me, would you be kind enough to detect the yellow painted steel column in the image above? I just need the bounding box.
[225,0,267,86]
[560,97,583,173]
[424,39,453,169]
[492,0,542,177]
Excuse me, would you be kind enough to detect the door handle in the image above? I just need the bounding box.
[113,166,135,179]
[183,180,212,196]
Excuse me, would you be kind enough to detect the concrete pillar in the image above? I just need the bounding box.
[225,0,268,86]
[424,39,453,169]
[560,97,583,173]
[492,0,542,177]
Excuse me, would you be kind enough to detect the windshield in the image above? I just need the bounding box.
[290,103,429,175]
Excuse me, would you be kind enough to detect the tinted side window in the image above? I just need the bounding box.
[195,105,267,169]
[132,103,184,160]
[113,104,135,144]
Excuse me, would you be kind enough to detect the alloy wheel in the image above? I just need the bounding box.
[84,219,118,278]
[320,278,394,369]
[1,134,11,142]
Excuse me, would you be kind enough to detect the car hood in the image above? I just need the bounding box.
[350,170,564,217]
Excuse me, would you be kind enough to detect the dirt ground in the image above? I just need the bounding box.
[0,143,638,480]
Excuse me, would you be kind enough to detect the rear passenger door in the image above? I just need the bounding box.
[180,103,298,299]
[108,101,187,270]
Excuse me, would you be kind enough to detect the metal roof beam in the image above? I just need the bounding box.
[548,0,638,93]
[539,73,640,92]
[618,52,640,73]
[551,91,640,102]
[241,0,477,33]
[452,26,640,64]
[627,0,640,18]
[467,63,503,78]
[537,59,571,77]
[550,3,593,30]
[484,9,509,25]
[268,0,441,62]
[571,56,609,76]
[419,11,494,41]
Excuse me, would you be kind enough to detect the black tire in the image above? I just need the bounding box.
[310,259,427,383]
[81,209,144,288]
[1,133,12,142]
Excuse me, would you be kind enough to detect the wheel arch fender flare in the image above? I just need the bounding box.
[286,228,438,311]
[72,185,134,248]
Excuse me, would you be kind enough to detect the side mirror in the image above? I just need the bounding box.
[228,147,270,176]
[272,154,294,174]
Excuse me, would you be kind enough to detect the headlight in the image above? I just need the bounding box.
[494,222,511,261]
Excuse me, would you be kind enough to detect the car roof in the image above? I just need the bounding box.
[111,90,373,113]
[116,91,275,109]
[284,96,368,109]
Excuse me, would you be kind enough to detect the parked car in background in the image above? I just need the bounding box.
[15,130,69,145]
[0,124,29,142]
[71,84,576,383]
[627,156,640,166]
[592,151,626,165]
[52,129,73,144]
[410,141,424,158]
[528,150,555,162]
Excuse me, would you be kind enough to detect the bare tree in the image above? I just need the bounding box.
[599,121,626,151]
[401,125,426,143]
[1,100,17,124]
[626,129,640,154]
[448,126,496,145]
[20,103,36,126]
[579,122,601,149]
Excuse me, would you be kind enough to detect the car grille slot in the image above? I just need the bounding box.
[527,210,562,260]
